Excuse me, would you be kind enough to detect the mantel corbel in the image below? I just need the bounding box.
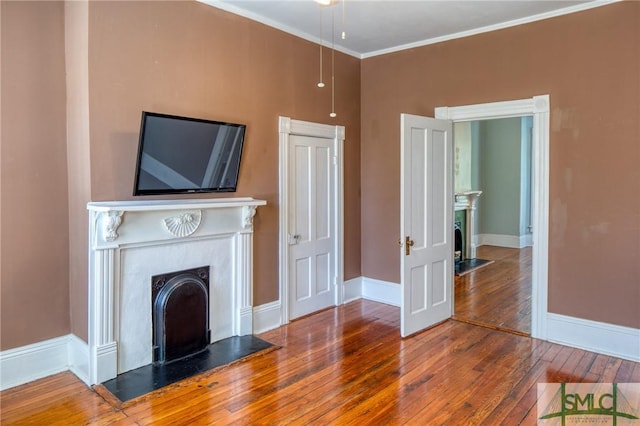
[101,210,124,242]
[243,205,258,229]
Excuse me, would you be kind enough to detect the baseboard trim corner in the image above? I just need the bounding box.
[362,277,401,307]
[343,277,363,304]
[68,334,90,385]
[0,335,75,391]
[253,300,282,334]
[477,233,532,249]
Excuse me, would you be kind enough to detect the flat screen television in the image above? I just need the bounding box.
[133,111,246,196]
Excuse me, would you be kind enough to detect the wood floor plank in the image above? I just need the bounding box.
[485,358,550,424]
[257,323,408,421]
[599,356,624,382]
[340,325,497,424]
[614,359,637,383]
[424,331,542,424]
[298,332,445,423]
[631,361,640,382]
[228,328,399,422]
[0,372,124,425]
[317,323,463,424]
[1,300,637,425]
[455,245,532,334]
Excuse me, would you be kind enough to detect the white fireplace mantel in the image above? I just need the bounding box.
[454,191,482,259]
[86,197,266,384]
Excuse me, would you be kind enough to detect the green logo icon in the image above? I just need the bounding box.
[538,383,640,425]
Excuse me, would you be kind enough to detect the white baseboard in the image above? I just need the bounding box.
[253,300,282,334]
[546,313,640,362]
[477,233,532,249]
[343,277,363,303]
[240,306,254,336]
[68,334,89,385]
[93,342,118,385]
[0,334,82,391]
[362,277,401,307]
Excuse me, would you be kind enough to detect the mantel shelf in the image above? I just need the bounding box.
[454,191,482,211]
[87,197,266,212]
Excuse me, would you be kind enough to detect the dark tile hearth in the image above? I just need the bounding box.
[101,335,274,402]
[455,258,494,276]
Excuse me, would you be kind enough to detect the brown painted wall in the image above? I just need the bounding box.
[0,1,70,349]
[83,1,361,311]
[361,2,640,328]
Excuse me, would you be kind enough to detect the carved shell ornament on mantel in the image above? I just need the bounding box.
[162,210,202,238]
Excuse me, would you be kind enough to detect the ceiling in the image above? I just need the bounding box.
[200,0,610,58]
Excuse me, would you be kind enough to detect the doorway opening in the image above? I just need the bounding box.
[435,95,550,340]
[451,117,533,335]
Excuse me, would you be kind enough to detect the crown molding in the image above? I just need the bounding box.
[362,0,620,58]
[198,0,621,60]
[199,0,361,58]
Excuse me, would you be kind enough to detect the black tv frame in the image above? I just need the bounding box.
[133,111,246,196]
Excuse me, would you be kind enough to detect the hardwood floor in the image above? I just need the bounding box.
[2,300,638,425]
[454,245,532,335]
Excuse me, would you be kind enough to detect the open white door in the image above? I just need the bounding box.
[400,114,453,337]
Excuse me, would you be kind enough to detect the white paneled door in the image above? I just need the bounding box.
[288,134,336,319]
[400,114,453,337]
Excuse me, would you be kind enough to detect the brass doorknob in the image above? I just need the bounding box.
[405,236,414,256]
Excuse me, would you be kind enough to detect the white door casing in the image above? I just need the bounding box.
[279,117,345,323]
[435,95,550,339]
[400,114,454,337]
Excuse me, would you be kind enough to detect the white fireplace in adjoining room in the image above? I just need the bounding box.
[86,198,266,385]
[455,190,482,259]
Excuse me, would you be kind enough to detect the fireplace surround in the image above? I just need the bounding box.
[87,198,266,384]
